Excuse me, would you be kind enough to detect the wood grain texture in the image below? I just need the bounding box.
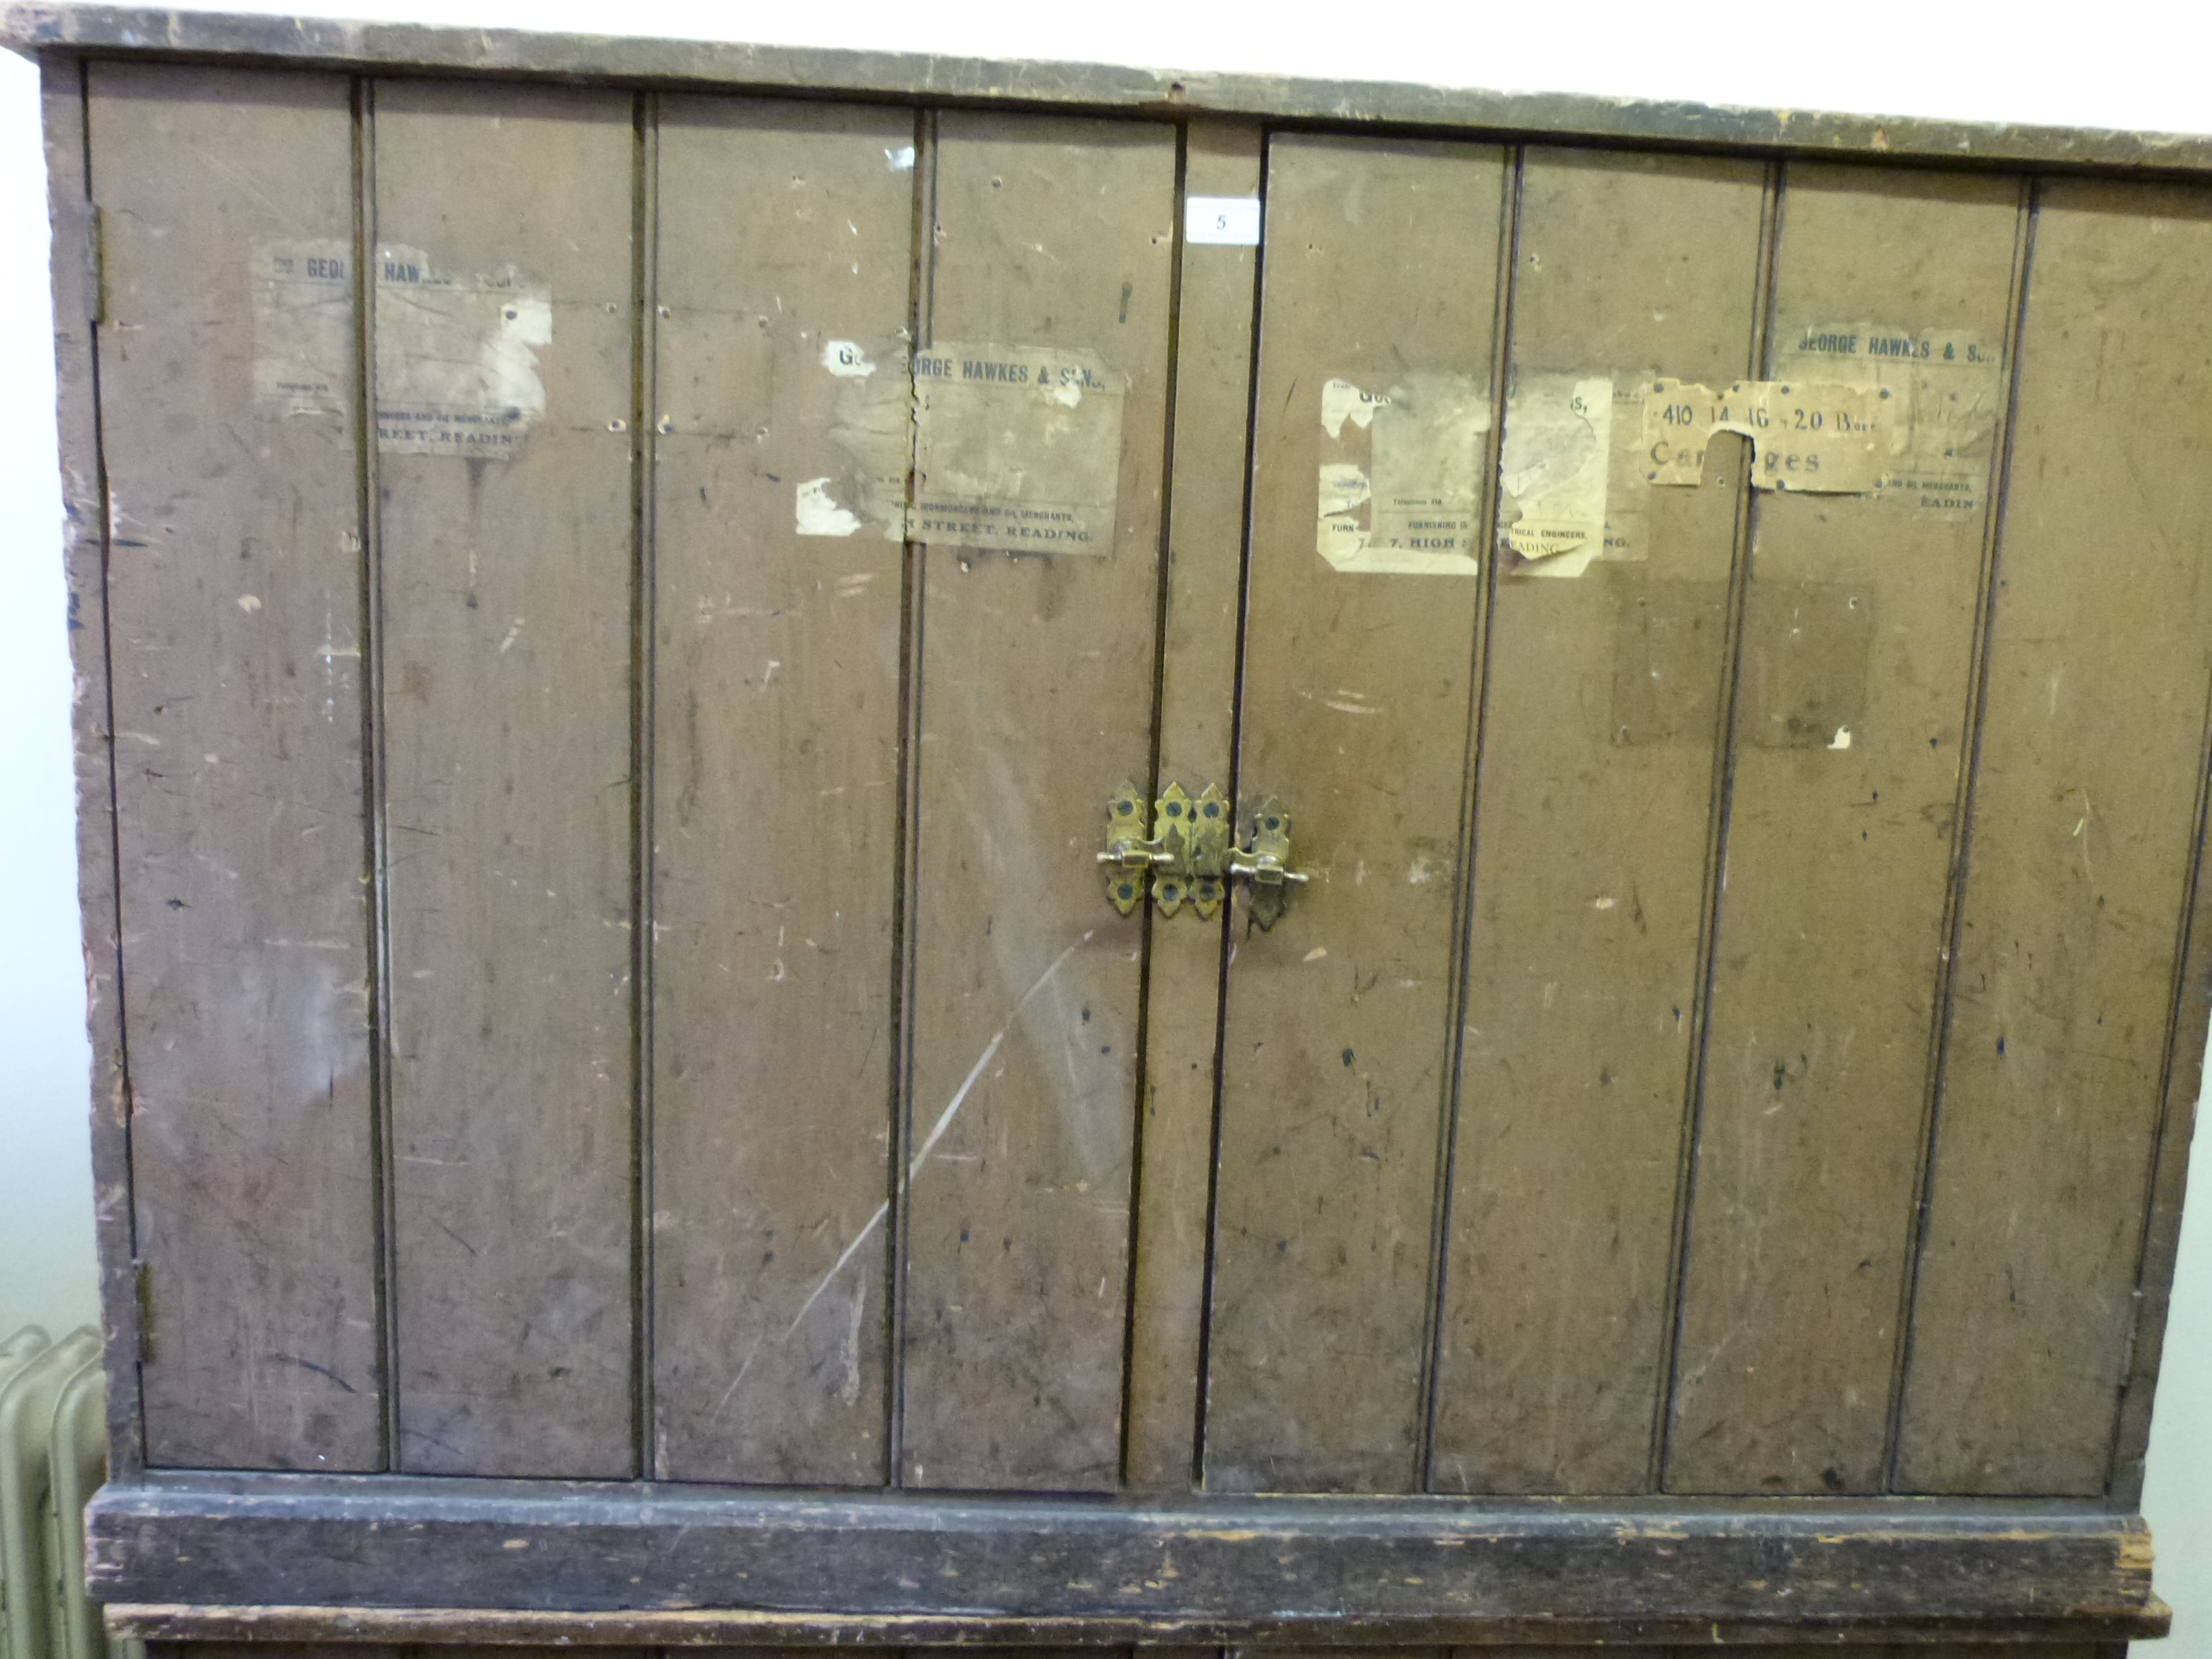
[144,1643,401,1659]
[897,112,1176,1491]
[1122,119,1262,1491]
[1430,147,1765,1496]
[1896,177,2212,1494]
[648,95,914,1486]
[1666,167,2026,1496]
[143,1643,635,1659]
[45,54,143,1474]
[375,79,638,1477]
[88,61,381,1470]
[108,1609,2168,1649]
[1204,132,1508,1494]
[19,5,2212,179]
[85,1471,2167,1635]
[2109,664,2212,1506]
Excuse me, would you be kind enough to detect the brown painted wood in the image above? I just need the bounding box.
[1896,177,2212,1494]
[87,61,381,1470]
[647,94,916,1485]
[1430,146,1766,1496]
[1205,132,1510,1494]
[145,1643,402,1659]
[1122,118,1262,1491]
[144,1644,637,1659]
[19,3,2212,179]
[2110,671,2212,1506]
[43,53,143,1475]
[374,78,639,1477]
[46,34,2212,1638]
[895,111,1177,1491]
[1666,167,2027,1496]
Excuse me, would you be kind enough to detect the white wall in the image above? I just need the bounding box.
[2,0,2207,1638]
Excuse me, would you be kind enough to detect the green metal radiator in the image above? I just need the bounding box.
[0,1328,127,1659]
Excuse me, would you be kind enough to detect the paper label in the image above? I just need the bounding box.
[1499,373,1612,571]
[799,343,913,540]
[251,239,353,419]
[911,342,1126,553]
[373,245,552,459]
[795,476,864,537]
[1314,372,1490,575]
[1777,322,2005,515]
[1642,378,1891,493]
[1186,196,1262,246]
[821,339,880,378]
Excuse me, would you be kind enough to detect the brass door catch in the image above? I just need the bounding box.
[1099,783,1309,925]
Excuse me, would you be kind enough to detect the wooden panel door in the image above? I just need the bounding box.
[1204,132,1511,1493]
[64,54,2212,1530]
[87,60,382,1471]
[895,111,1178,1491]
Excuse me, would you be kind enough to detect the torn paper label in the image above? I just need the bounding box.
[796,477,863,537]
[1777,322,2005,515]
[374,245,552,458]
[911,342,1125,554]
[1592,378,1660,567]
[1316,372,1490,575]
[1640,378,1892,493]
[1320,378,1391,440]
[1499,373,1611,567]
[251,239,353,419]
[808,342,915,540]
[822,339,878,378]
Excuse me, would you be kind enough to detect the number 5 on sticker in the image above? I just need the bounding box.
[1185,196,1262,246]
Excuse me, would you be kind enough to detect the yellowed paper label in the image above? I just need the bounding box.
[911,341,1125,554]
[251,239,353,420]
[1499,373,1611,570]
[1642,378,1891,493]
[374,245,552,459]
[1584,378,1662,569]
[1777,322,2005,515]
[1315,372,1490,575]
[799,343,913,540]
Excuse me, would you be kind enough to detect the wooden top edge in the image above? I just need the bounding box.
[104,1603,2178,1647]
[9,3,2212,176]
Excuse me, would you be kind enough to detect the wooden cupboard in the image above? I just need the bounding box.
[16,3,2212,1646]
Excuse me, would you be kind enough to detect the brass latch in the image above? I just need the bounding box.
[1099,783,1309,926]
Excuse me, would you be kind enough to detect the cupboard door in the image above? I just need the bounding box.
[895,113,1178,1491]
[1204,133,1510,1494]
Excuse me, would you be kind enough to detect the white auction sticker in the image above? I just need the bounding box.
[1185,196,1262,246]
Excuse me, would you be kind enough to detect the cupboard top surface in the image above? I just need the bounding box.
[10,0,2212,178]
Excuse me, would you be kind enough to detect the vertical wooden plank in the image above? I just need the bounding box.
[1429,148,1767,1495]
[88,62,381,1469]
[648,95,915,1484]
[1666,168,2026,1495]
[1205,133,1508,1494]
[2111,699,2212,1505]
[898,112,1177,1491]
[44,54,142,1473]
[376,79,638,1478]
[1123,119,1262,1491]
[1897,178,2212,1494]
